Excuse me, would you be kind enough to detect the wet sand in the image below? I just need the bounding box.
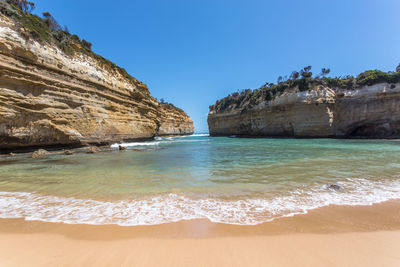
[0,200,400,266]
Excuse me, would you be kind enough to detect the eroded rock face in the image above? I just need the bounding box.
[208,83,400,138]
[0,15,193,149]
[158,103,194,136]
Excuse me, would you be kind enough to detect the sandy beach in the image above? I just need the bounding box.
[0,200,399,267]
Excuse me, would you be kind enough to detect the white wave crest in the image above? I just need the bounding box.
[112,134,209,148]
[186,134,209,137]
[110,141,161,148]
[1,178,400,226]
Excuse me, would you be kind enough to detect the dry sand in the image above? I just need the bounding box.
[0,200,399,267]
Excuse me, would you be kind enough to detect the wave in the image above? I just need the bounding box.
[185,134,209,137]
[111,134,209,148]
[1,178,400,226]
[155,134,209,140]
[110,141,161,148]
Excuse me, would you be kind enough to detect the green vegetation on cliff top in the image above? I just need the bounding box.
[0,0,145,89]
[211,65,400,113]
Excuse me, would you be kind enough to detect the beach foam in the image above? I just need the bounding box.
[1,178,400,226]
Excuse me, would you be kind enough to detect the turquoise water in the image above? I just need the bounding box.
[1,134,400,225]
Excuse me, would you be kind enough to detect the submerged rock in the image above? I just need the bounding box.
[32,149,49,159]
[86,146,101,154]
[327,184,343,191]
[63,150,73,155]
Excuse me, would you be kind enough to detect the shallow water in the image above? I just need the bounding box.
[1,134,400,225]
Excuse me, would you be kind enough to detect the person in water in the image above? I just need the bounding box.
[119,145,126,151]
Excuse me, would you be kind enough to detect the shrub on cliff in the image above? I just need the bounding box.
[81,39,92,50]
[324,71,400,89]
[42,11,60,31]
[323,75,355,89]
[290,71,300,80]
[4,0,34,12]
[0,0,93,54]
[356,70,400,86]
[320,68,330,77]
[300,66,312,78]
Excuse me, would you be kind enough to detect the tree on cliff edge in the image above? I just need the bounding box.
[320,68,331,77]
[5,0,34,12]
[300,66,312,78]
[290,71,300,80]
[42,12,61,31]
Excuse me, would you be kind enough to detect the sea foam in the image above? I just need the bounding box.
[1,178,400,226]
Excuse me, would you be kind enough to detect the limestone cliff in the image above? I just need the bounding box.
[208,81,400,138]
[158,103,194,136]
[0,14,193,150]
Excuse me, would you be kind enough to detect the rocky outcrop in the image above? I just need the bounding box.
[158,103,194,136]
[31,149,48,158]
[208,83,400,138]
[0,14,193,150]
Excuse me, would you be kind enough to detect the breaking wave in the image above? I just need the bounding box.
[111,134,209,148]
[1,178,399,226]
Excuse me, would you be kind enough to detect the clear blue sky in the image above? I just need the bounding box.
[34,0,400,133]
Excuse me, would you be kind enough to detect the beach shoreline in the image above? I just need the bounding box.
[0,200,399,266]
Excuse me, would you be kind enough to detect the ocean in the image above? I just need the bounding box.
[1,134,400,225]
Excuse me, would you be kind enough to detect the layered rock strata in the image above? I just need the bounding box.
[208,83,400,138]
[0,15,193,150]
[158,103,194,136]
